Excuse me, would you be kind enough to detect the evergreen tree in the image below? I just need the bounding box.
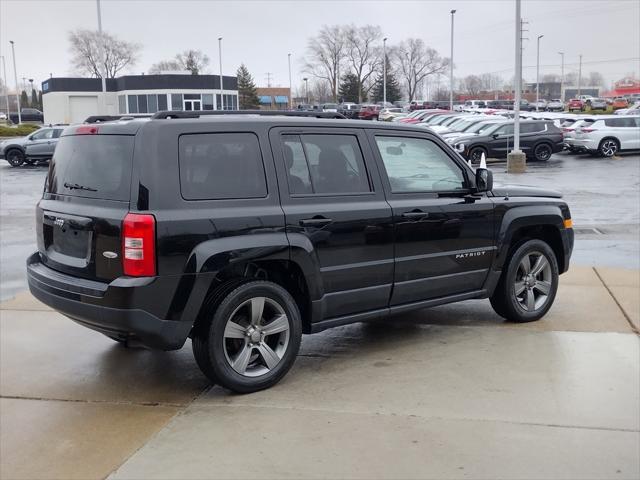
[236,64,260,109]
[371,58,402,104]
[338,73,362,103]
[31,89,38,109]
[20,90,29,109]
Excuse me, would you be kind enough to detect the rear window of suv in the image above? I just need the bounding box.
[47,135,134,201]
[178,133,267,200]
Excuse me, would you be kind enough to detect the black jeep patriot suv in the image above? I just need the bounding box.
[27,111,574,393]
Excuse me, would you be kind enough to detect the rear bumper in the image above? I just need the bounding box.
[26,253,191,350]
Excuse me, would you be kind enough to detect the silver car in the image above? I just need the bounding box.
[0,126,65,167]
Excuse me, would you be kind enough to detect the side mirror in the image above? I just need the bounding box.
[492,133,499,139]
[475,168,493,193]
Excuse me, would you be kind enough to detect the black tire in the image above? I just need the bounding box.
[468,146,486,165]
[192,280,302,393]
[490,239,559,323]
[598,138,619,157]
[5,149,24,167]
[533,143,552,162]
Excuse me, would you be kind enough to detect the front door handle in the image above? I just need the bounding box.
[299,216,332,227]
[401,210,429,220]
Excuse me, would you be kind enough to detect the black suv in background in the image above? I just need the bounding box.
[28,112,574,393]
[453,120,563,163]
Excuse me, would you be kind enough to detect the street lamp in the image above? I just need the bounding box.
[9,41,21,124]
[383,37,387,106]
[218,37,224,110]
[449,9,456,111]
[558,52,565,102]
[288,53,292,109]
[303,77,309,104]
[536,34,544,111]
[1,56,10,118]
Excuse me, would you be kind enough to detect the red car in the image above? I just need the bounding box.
[399,109,447,124]
[358,105,381,120]
[567,98,584,112]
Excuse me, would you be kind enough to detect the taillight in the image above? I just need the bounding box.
[580,128,596,133]
[75,125,99,135]
[122,213,156,276]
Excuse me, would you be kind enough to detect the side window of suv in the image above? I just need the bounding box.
[281,134,371,195]
[495,124,514,135]
[604,117,636,128]
[52,129,63,138]
[178,133,267,200]
[375,136,466,193]
[30,129,53,140]
[521,123,545,134]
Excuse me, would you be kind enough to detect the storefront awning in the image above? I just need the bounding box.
[274,96,289,104]
[259,95,272,104]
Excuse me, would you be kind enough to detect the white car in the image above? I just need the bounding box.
[377,108,403,121]
[0,111,7,121]
[566,116,640,156]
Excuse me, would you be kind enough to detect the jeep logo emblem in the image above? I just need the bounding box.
[53,218,64,228]
[102,251,118,259]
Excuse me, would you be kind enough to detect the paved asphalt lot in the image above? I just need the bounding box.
[0,151,639,479]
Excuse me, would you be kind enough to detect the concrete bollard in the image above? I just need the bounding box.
[507,151,527,173]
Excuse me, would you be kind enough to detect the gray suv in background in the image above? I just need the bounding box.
[0,126,65,167]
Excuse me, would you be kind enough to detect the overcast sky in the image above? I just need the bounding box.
[1,0,638,92]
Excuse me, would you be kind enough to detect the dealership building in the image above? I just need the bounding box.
[41,73,239,124]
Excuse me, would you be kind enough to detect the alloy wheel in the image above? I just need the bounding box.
[513,251,553,312]
[470,148,484,164]
[535,144,551,161]
[601,140,617,157]
[6,150,24,167]
[222,297,290,377]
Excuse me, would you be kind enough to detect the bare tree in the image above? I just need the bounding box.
[149,60,181,74]
[69,29,140,78]
[461,75,483,96]
[303,25,346,102]
[176,50,210,75]
[541,73,561,84]
[587,71,606,89]
[479,72,503,91]
[393,38,448,101]
[344,25,382,103]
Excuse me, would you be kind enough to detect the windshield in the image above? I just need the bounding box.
[466,121,500,134]
[47,135,134,201]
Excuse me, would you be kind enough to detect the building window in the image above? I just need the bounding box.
[171,94,183,110]
[184,93,200,100]
[217,94,238,110]
[128,95,138,114]
[148,94,158,113]
[138,95,148,113]
[202,94,214,110]
[118,95,126,114]
[158,94,168,111]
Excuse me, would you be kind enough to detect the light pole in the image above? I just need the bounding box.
[288,53,292,109]
[577,53,582,97]
[1,56,10,118]
[536,34,543,111]
[218,37,224,110]
[9,41,21,124]
[507,0,526,173]
[96,0,106,111]
[558,51,564,102]
[383,37,387,106]
[449,9,456,111]
[303,77,309,104]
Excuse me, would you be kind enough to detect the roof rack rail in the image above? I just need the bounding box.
[84,115,151,123]
[151,110,346,120]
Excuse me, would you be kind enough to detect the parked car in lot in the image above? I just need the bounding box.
[567,98,584,112]
[0,111,7,121]
[26,111,574,393]
[546,99,565,111]
[612,97,629,110]
[378,107,404,121]
[9,108,44,124]
[321,103,339,113]
[577,95,595,105]
[615,101,640,115]
[565,116,640,156]
[442,118,509,144]
[338,103,361,119]
[0,125,65,166]
[358,104,382,120]
[588,98,608,111]
[464,100,487,109]
[531,100,548,111]
[452,119,563,163]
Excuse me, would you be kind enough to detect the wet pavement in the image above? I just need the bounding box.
[1,152,638,301]
[0,152,639,479]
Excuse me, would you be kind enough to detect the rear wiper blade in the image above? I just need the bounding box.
[64,182,97,192]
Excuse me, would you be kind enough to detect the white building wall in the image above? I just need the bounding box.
[43,91,117,124]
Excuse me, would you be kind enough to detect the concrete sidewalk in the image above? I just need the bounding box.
[1,266,638,480]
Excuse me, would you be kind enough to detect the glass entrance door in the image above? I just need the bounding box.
[184,100,201,111]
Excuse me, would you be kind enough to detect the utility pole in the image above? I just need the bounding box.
[1,56,10,117]
[536,34,543,111]
[287,53,292,109]
[383,37,387,106]
[9,41,20,124]
[558,51,564,101]
[577,54,582,97]
[450,9,456,111]
[96,0,107,112]
[265,72,273,88]
[218,37,224,110]
[303,77,309,104]
[507,0,526,173]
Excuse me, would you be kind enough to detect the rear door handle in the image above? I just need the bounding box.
[299,216,332,227]
[401,210,428,219]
